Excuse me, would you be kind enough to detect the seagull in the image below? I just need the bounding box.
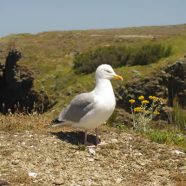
[52,64,123,145]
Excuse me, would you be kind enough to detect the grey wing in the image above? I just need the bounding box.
[58,93,95,123]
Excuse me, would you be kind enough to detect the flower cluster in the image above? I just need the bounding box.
[141,100,149,105]
[129,99,135,104]
[149,95,158,100]
[134,107,143,112]
[138,95,144,100]
[128,95,166,132]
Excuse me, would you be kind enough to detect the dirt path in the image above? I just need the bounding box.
[0,127,186,186]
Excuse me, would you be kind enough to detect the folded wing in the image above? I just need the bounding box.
[58,93,95,123]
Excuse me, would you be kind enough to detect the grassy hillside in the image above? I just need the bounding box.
[0,25,186,169]
[0,24,186,113]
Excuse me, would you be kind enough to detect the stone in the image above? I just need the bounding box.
[87,147,96,156]
[11,159,19,165]
[111,139,118,143]
[52,178,65,185]
[0,180,10,186]
[28,172,38,178]
[0,48,51,114]
[172,150,185,155]
[116,60,186,121]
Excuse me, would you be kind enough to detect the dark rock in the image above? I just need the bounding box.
[0,48,51,113]
[116,59,186,118]
[0,180,10,186]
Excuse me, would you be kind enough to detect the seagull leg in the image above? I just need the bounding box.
[84,130,88,145]
[95,128,99,145]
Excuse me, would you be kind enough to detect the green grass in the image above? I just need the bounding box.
[172,103,186,132]
[146,129,186,152]
[113,119,186,152]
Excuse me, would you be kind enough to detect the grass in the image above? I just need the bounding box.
[0,112,50,132]
[114,121,186,153]
[10,171,31,185]
[146,129,186,152]
[172,103,186,132]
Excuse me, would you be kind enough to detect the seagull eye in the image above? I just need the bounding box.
[104,69,111,73]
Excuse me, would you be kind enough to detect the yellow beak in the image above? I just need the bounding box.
[114,74,123,81]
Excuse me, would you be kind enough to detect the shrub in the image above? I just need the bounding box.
[73,46,130,74]
[132,44,172,66]
[73,44,172,74]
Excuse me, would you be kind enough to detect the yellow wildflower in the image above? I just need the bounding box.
[153,111,160,115]
[149,96,153,99]
[149,95,158,101]
[134,107,143,112]
[142,100,149,104]
[138,95,144,100]
[129,99,135,104]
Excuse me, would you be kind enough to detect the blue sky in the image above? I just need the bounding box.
[0,0,186,37]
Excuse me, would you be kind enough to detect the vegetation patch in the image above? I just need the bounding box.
[0,112,49,132]
[73,43,172,74]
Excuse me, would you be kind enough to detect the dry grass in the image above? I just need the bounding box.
[10,171,31,185]
[0,113,50,132]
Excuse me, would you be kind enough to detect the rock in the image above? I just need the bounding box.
[28,172,37,178]
[52,178,65,185]
[116,60,186,121]
[0,48,51,114]
[0,180,10,185]
[115,178,122,184]
[88,158,94,162]
[134,152,143,156]
[111,139,118,143]
[11,159,19,165]
[179,166,186,174]
[87,147,96,156]
[172,149,185,155]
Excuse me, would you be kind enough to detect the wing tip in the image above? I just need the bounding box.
[52,118,62,124]
[50,118,65,127]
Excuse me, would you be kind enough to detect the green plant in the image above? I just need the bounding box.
[132,44,172,66]
[147,129,168,144]
[107,110,118,125]
[129,95,166,132]
[172,103,186,132]
[115,123,127,131]
[73,44,172,74]
[146,129,186,151]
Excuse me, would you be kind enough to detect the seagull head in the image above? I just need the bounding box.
[95,64,123,81]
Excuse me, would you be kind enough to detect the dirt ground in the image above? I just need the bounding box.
[0,126,186,186]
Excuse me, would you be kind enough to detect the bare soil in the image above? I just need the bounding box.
[0,126,186,186]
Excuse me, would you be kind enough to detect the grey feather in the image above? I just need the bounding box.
[58,93,94,123]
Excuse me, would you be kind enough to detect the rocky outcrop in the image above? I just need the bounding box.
[116,60,186,111]
[0,49,51,113]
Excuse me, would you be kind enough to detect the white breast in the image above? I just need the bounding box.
[77,79,116,129]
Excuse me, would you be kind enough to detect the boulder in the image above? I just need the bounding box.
[116,60,186,112]
[0,49,51,113]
